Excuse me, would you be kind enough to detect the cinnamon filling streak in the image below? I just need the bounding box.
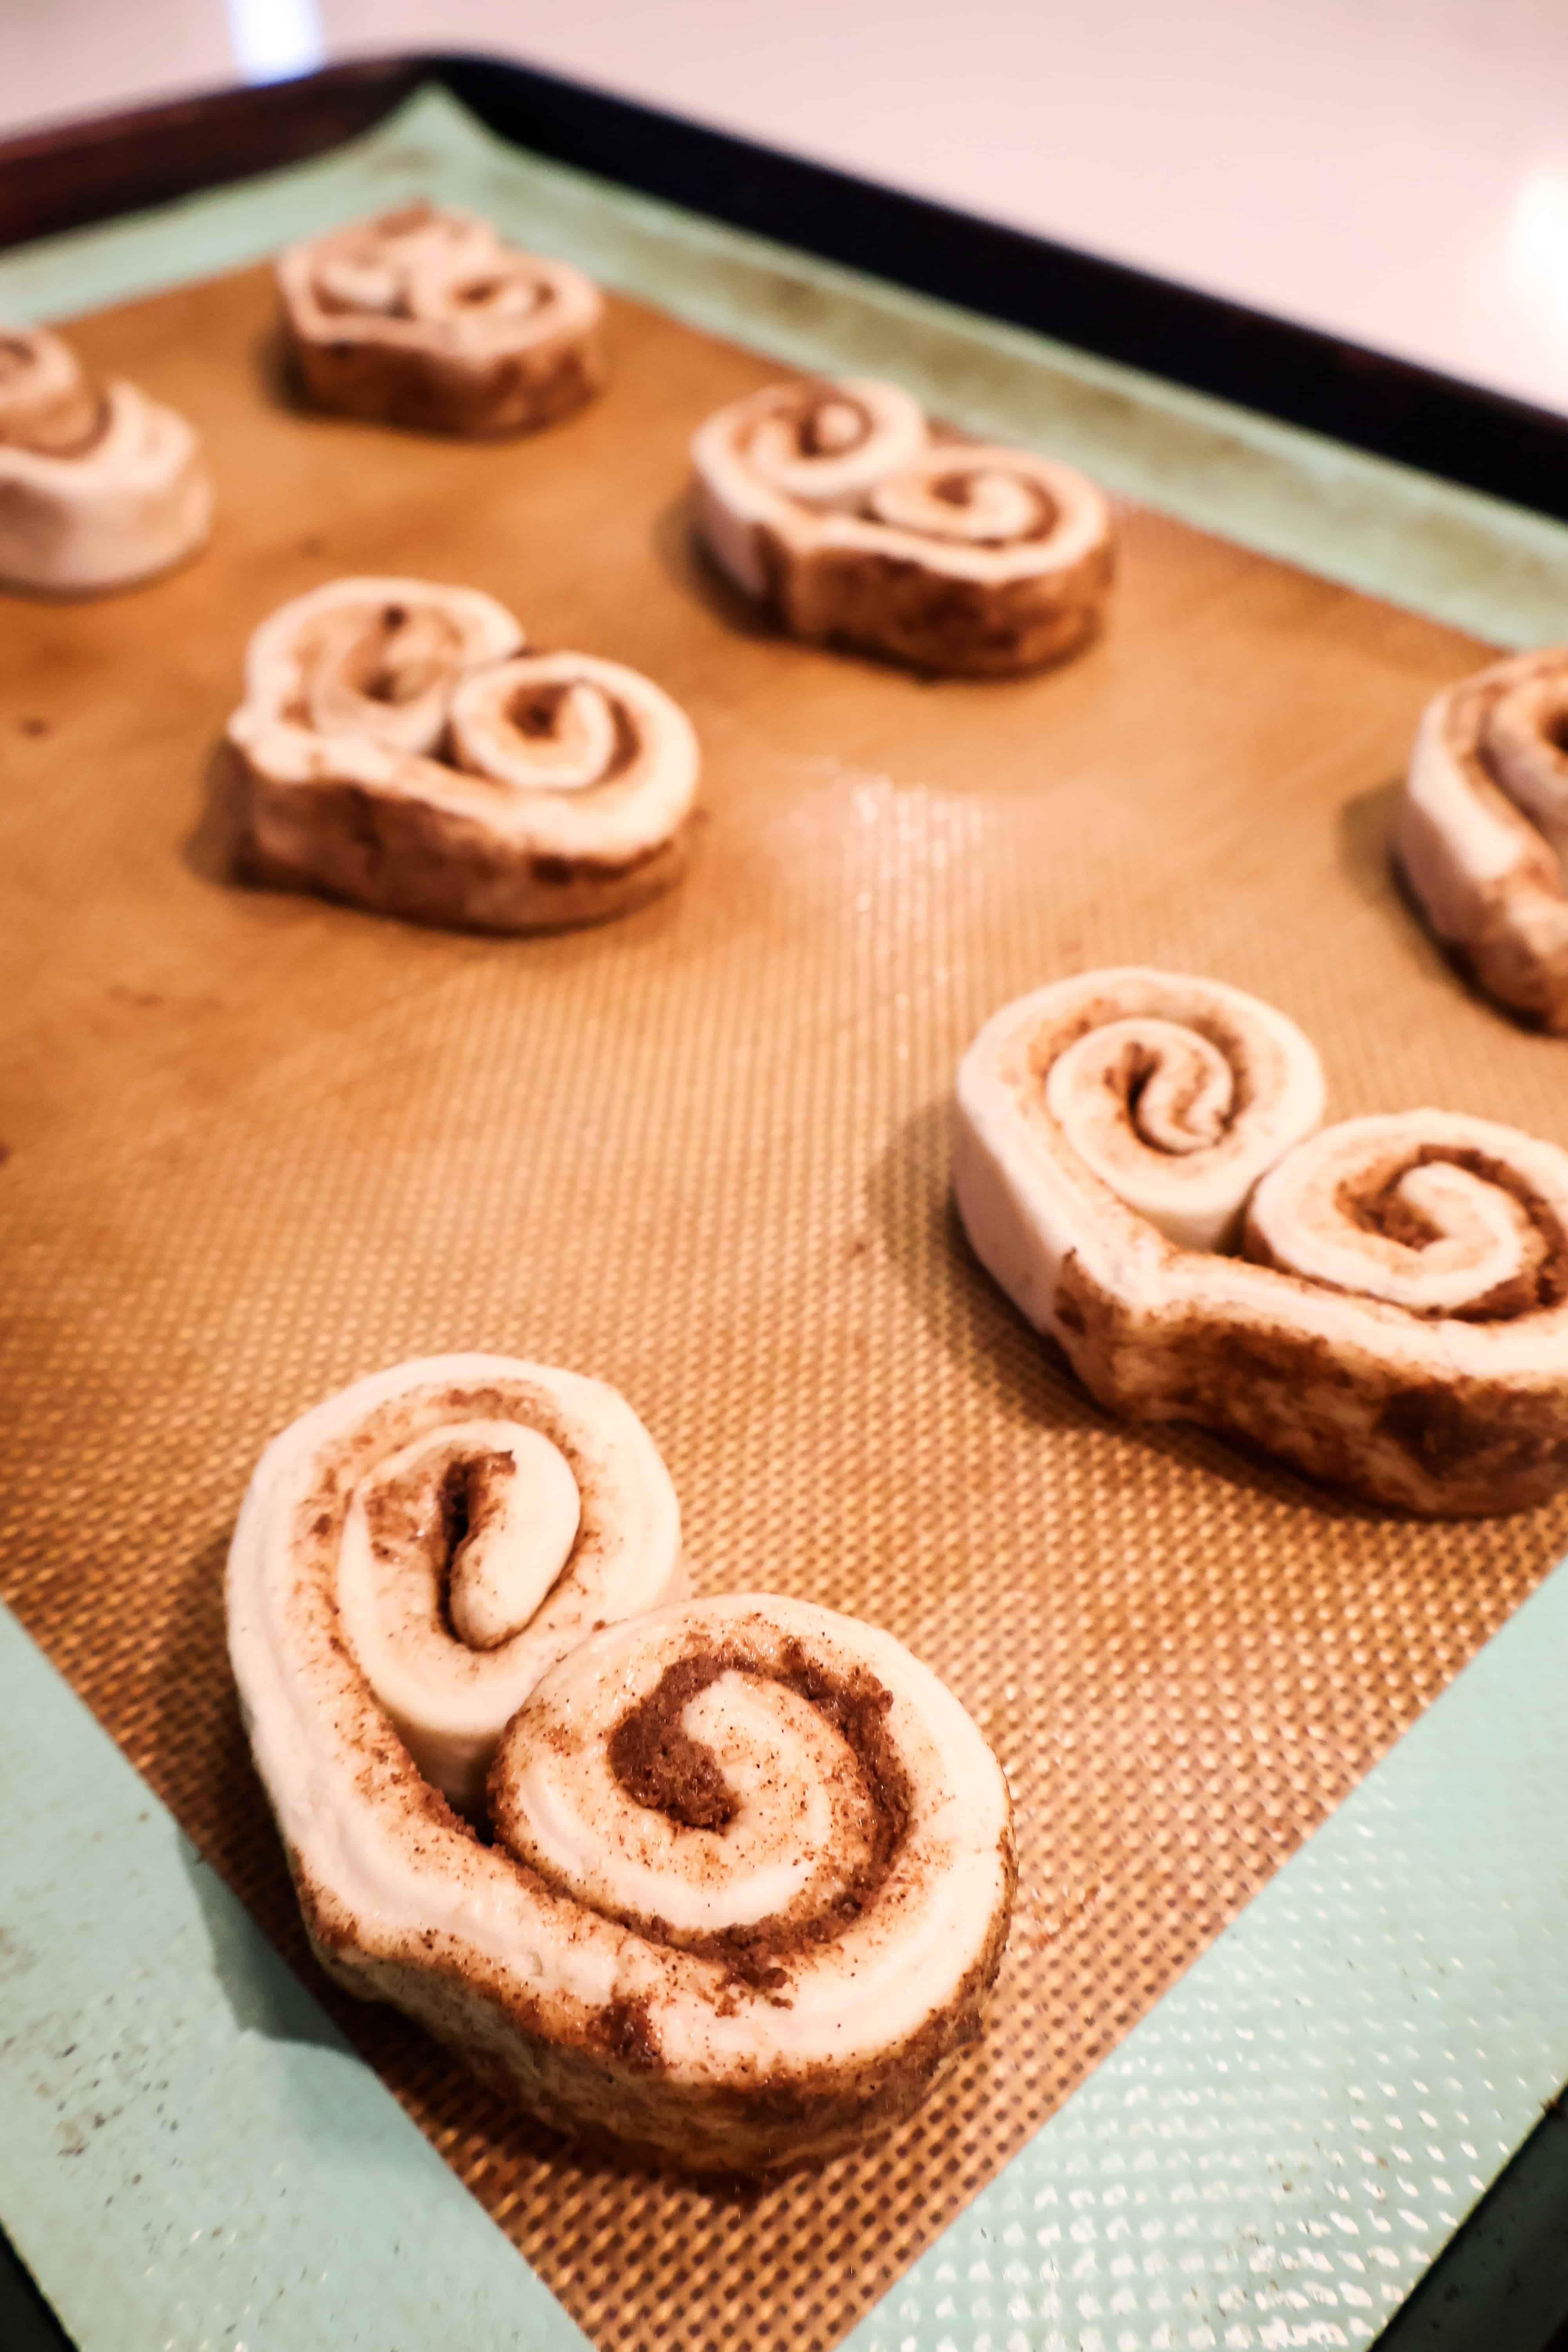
[601,1641,913,1990]
[1330,1146,1568,1320]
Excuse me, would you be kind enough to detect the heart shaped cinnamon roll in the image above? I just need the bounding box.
[955,967,1568,1514]
[0,326,211,592]
[226,577,701,931]
[278,203,606,436]
[229,1358,1014,2173]
[1397,646,1568,1030]
[691,376,1113,674]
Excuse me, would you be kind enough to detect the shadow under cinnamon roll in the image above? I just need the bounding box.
[691,375,1113,676]
[226,576,701,931]
[0,325,211,592]
[229,1358,1014,2174]
[955,967,1568,1514]
[1397,645,1568,1030]
[277,203,606,437]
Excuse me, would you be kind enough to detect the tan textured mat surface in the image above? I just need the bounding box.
[3,263,1566,2352]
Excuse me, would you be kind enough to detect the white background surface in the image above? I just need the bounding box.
[5,0,1568,420]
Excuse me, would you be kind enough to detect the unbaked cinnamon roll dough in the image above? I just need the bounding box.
[955,966,1568,1514]
[0,325,211,592]
[228,1356,1014,2174]
[227,577,701,931]
[691,374,1114,675]
[278,203,606,436]
[1397,645,1568,1031]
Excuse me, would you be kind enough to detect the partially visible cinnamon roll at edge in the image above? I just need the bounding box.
[228,1357,1014,2173]
[692,375,1114,675]
[278,203,606,437]
[0,325,211,592]
[1397,646,1568,1030]
[227,577,701,931]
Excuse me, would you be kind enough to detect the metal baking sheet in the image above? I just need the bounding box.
[4,84,1568,2352]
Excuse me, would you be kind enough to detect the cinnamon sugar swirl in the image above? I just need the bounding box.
[229,1363,1013,2172]
[227,577,700,931]
[0,326,211,592]
[955,967,1568,1514]
[691,375,1112,675]
[228,1355,684,1815]
[278,203,606,436]
[1397,646,1568,1030]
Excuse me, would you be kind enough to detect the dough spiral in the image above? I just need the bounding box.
[1397,646,1568,1030]
[955,967,1568,1513]
[278,203,606,437]
[227,577,701,931]
[228,1355,684,1815]
[1245,1113,1568,1323]
[229,1365,1013,2173]
[0,325,211,592]
[691,374,1113,676]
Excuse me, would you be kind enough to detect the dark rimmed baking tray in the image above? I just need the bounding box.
[4,54,1568,2352]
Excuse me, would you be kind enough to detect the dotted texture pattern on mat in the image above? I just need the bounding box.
[2,261,1567,2352]
[843,1550,1568,2352]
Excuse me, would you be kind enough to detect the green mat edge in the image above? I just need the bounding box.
[3,82,1568,2352]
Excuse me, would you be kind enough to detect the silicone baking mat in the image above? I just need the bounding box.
[5,88,1568,2352]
